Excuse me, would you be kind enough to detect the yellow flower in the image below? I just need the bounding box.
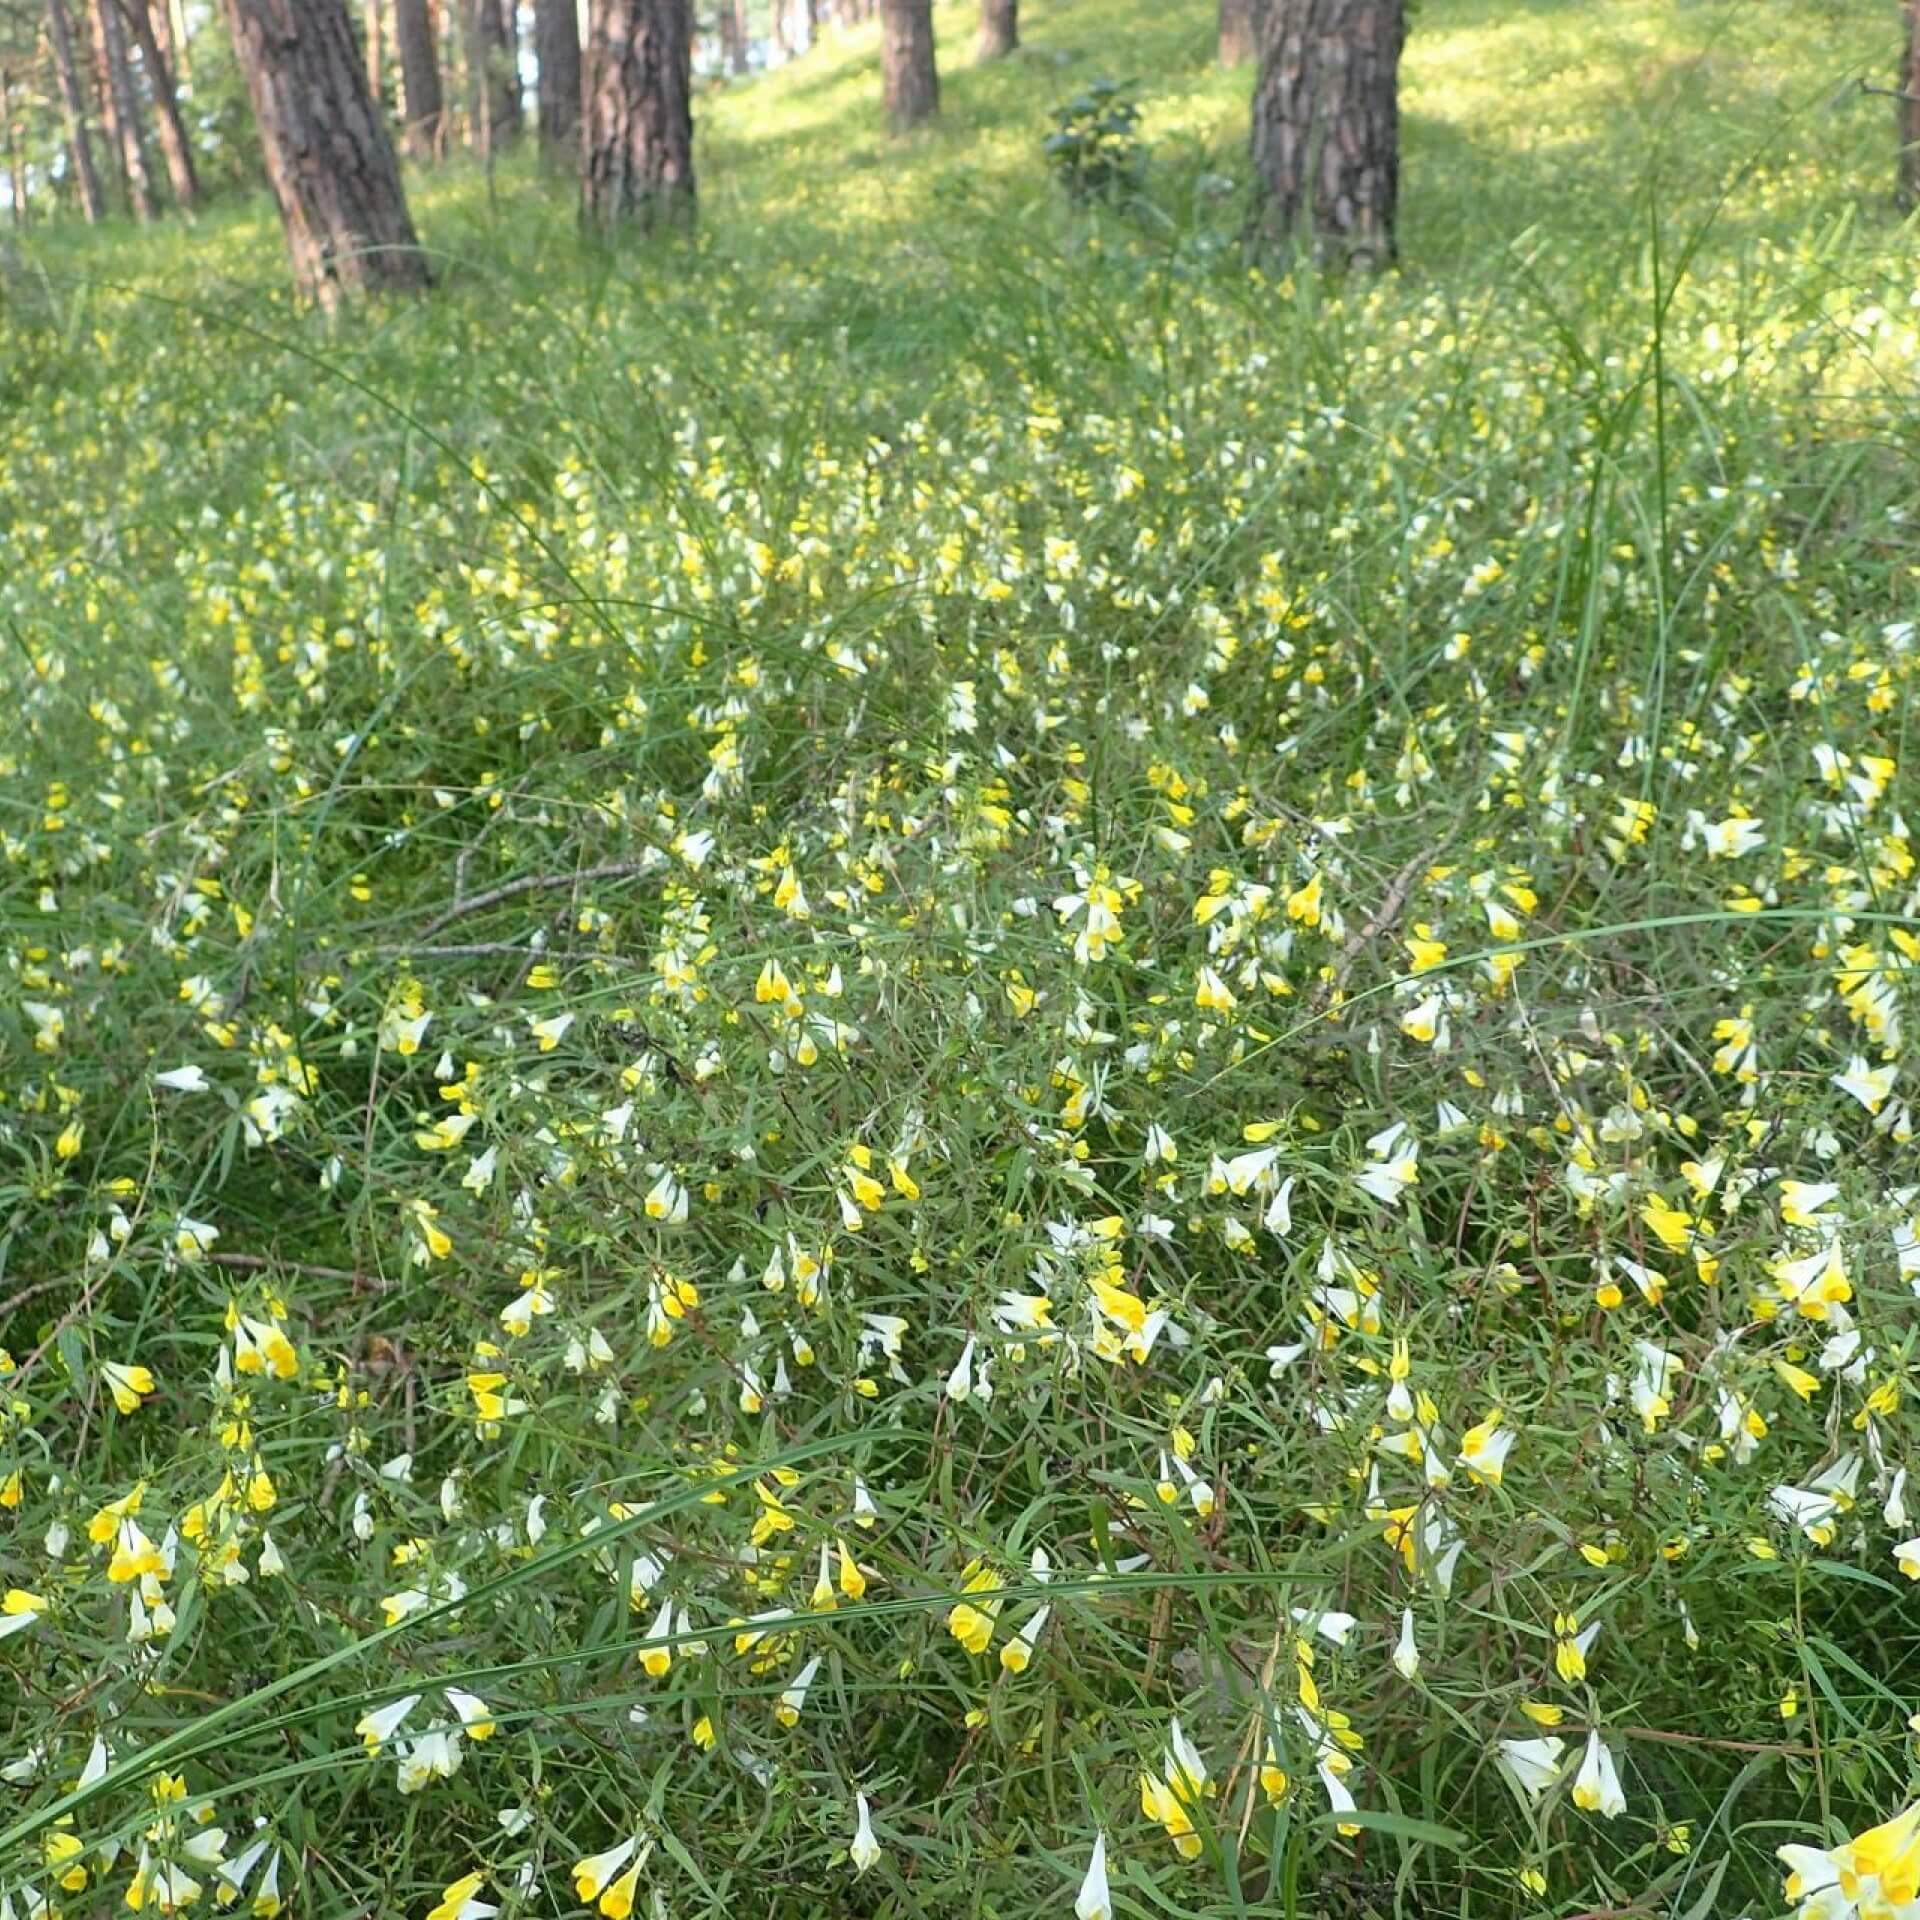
[598,1860,644,1920]
[425,1872,487,1920]
[103,1361,156,1414]
[946,1563,1003,1654]
[572,1840,638,1907]
[1641,1195,1694,1252]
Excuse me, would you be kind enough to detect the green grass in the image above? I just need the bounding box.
[4,0,1920,1916]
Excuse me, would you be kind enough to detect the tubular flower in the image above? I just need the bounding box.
[425,1873,497,1920]
[103,1361,157,1415]
[572,1840,638,1908]
[1074,1833,1111,1920]
[946,1562,1004,1653]
[849,1793,882,1875]
[1778,1801,1920,1920]
[1571,1731,1626,1818]
[1139,1718,1211,1859]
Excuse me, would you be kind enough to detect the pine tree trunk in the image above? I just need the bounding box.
[535,0,581,156]
[119,0,201,208]
[1218,0,1256,65]
[218,0,431,307]
[720,0,745,72]
[580,0,694,230]
[879,0,935,127]
[394,0,442,156]
[366,0,384,96]
[167,0,192,78]
[1900,0,1920,210]
[91,0,157,219]
[468,0,519,150]
[976,0,1014,58]
[1249,0,1403,268]
[46,0,106,222]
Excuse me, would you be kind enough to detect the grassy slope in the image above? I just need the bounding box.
[4,3,1920,1919]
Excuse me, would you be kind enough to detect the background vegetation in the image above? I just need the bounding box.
[4,1,1920,1917]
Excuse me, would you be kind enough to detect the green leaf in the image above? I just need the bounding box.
[1311,1809,1468,1851]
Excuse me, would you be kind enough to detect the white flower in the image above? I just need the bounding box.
[1497,1736,1565,1802]
[1355,1139,1419,1207]
[354,1694,420,1752]
[154,1065,210,1092]
[1391,1609,1419,1680]
[1698,814,1766,858]
[849,1793,882,1875]
[1833,1055,1896,1114]
[1264,1175,1295,1237]
[1291,1606,1357,1647]
[1073,1832,1111,1920]
[1571,1731,1626,1818]
[945,1335,977,1402]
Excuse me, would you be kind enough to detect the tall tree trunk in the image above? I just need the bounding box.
[46,0,106,221]
[167,0,192,78]
[1,69,28,227]
[879,0,935,127]
[1249,0,1403,268]
[91,0,157,219]
[719,0,745,72]
[1900,0,1920,210]
[1218,0,1256,65]
[119,0,201,208]
[535,0,581,156]
[217,0,431,307]
[394,0,442,156]
[366,0,385,96]
[467,0,518,150]
[976,0,1014,56]
[580,0,693,231]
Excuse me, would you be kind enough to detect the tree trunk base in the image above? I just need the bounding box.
[1248,0,1404,270]
[881,0,937,127]
[580,0,696,232]
[977,0,1015,59]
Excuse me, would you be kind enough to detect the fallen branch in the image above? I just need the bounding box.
[0,1276,72,1322]
[1860,78,1920,105]
[421,858,652,935]
[1310,841,1442,1013]
[210,1251,385,1288]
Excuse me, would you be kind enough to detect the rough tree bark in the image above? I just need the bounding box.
[879,0,935,127]
[1900,0,1920,210]
[535,0,581,156]
[580,0,693,230]
[394,0,442,156]
[91,0,157,219]
[119,0,201,208]
[1248,0,1404,269]
[218,0,431,307]
[976,0,1014,57]
[467,0,519,151]
[1218,0,1256,65]
[46,0,106,222]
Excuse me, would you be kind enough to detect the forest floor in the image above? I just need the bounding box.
[5,0,1920,1916]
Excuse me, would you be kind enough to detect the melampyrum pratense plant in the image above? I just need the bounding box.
[4,0,1920,1914]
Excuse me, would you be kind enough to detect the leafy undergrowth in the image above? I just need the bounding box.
[4,0,1920,1916]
